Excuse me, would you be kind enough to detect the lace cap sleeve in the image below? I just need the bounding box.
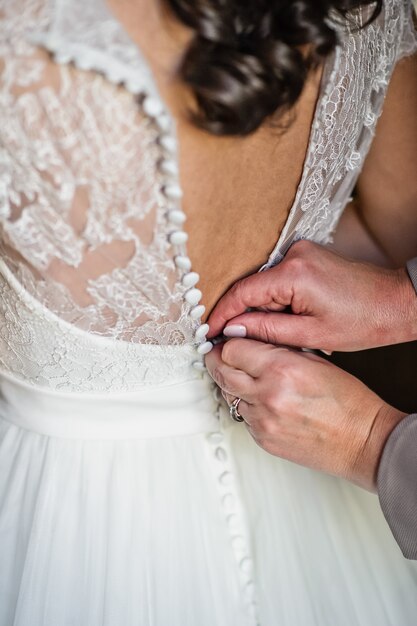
[396,0,417,62]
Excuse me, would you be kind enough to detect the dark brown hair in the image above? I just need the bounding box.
[166,0,382,135]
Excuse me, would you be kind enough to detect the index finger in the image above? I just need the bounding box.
[207,267,290,338]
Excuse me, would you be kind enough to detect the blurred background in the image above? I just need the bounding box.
[330,341,417,415]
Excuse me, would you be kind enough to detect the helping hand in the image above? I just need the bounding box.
[207,240,417,352]
[205,339,405,491]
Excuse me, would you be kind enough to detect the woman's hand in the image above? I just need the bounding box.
[207,240,417,353]
[205,339,406,491]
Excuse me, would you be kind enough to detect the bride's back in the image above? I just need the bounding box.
[112,0,324,314]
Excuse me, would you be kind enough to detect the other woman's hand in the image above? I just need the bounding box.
[205,339,406,491]
[207,241,417,352]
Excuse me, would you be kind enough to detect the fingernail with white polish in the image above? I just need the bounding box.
[224,325,247,338]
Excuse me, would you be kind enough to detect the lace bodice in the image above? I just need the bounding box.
[0,0,416,391]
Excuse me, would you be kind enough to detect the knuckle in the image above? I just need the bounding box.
[285,241,318,276]
[290,239,315,257]
[258,316,277,344]
[285,254,306,278]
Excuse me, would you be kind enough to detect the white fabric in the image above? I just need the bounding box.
[1,1,417,625]
[0,370,220,439]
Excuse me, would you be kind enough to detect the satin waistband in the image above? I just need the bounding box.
[0,372,220,440]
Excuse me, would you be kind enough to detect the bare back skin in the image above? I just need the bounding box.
[108,0,323,318]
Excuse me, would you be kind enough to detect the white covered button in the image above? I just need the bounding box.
[239,557,254,574]
[125,80,142,95]
[219,471,233,486]
[207,432,224,444]
[222,493,235,511]
[76,56,95,71]
[175,256,192,271]
[107,69,125,84]
[168,210,186,226]
[215,446,228,463]
[197,341,213,356]
[156,114,171,132]
[43,37,60,53]
[195,324,209,341]
[227,514,240,532]
[185,288,202,306]
[55,52,73,65]
[182,272,199,288]
[231,535,246,551]
[169,231,188,246]
[159,159,179,176]
[248,605,258,621]
[192,360,206,372]
[245,581,256,596]
[190,304,206,320]
[163,184,183,200]
[158,135,177,153]
[143,96,164,118]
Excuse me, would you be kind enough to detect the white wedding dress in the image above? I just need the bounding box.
[1,1,417,625]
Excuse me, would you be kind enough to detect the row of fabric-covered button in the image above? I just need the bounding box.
[205,388,259,624]
[144,92,258,620]
[140,94,214,370]
[144,93,257,622]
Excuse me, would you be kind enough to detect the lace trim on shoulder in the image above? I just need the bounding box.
[396,0,417,61]
[28,0,160,98]
[263,0,413,267]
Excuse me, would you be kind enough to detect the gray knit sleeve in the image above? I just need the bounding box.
[377,414,417,559]
[376,258,417,559]
[406,257,417,291]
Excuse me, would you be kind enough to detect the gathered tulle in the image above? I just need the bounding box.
[2,414,417,626]
[0,417,252,626]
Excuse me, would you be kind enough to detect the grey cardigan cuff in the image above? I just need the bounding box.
[377,414,417,559]
[406,257,417,291]
[376,257,417,559]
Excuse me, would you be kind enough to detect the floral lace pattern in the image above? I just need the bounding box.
[0,0,416,390]
[266,0,417,264]
[0,0,196,350]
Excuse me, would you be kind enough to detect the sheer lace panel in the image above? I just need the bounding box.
[0,1,196,346]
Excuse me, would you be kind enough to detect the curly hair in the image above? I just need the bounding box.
[166,0,382,136]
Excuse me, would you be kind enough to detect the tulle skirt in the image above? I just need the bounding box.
[1,373,417,626]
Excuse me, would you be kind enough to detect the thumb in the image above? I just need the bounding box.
[222,311,326,350]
